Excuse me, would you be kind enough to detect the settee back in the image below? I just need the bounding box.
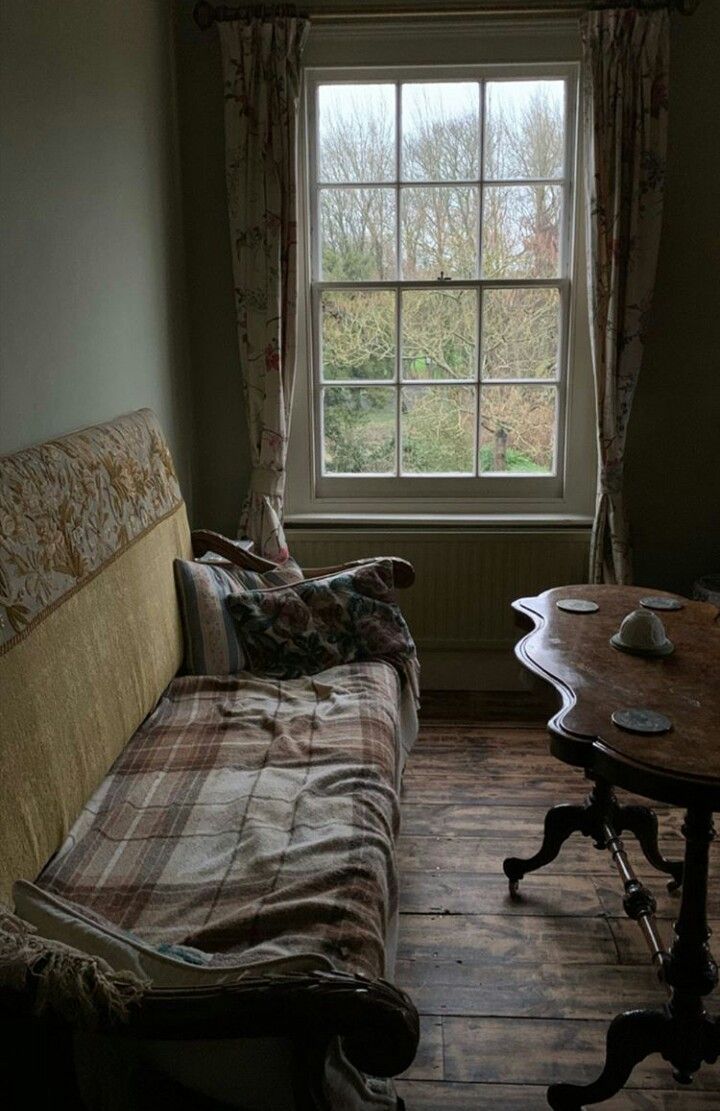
[0,410,191,904]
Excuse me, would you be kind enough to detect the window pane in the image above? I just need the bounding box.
[321,290,395,381]
[402,82,479,182]
[402,385,476,474]
[479,385,556,473]
[481,288,560,380]
[401,186,478,280]
[402,290,477,380]
[485,80,565,180]
[481,184,561,278]
[321,188,396,280]
[318,84,395,183]
[323,387,396,474]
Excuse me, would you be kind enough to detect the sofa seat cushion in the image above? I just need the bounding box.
[35,662,411,982]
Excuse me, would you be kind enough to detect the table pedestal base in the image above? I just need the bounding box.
[547,1005,719,1109]
[503,776,684,894]
[504,793,718,1107]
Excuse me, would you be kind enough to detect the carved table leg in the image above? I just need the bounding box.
[503,775,684,897]
[503,778,618,896]
[545,807,719,1109]
[617,804,684,891]
[503,802,590,895]
[546,1008,669,1110]
[662,807,720,1082]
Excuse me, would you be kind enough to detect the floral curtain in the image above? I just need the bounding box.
[581,8,670,584]
[219,15,309,561]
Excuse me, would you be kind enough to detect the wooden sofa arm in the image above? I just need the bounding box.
[191,530,416,589]
[3,969,419,1080]
[124,970,419,1077]
[192,530,275,571]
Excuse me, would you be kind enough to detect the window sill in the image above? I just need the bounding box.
[285,512,593,529]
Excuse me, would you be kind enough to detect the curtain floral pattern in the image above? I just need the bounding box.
[219,16,309,561]
[582,8,670,584]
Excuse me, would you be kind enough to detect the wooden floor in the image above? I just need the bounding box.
[394,720,720,1110]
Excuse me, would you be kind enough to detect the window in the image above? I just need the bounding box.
[289,53,593,522]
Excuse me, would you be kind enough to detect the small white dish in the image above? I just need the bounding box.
[610,608,674,657]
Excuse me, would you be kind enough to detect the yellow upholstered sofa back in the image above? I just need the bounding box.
[0,410,192,904]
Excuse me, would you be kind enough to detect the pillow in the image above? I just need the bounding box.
[174,553,304,674]
[226,559,416,680]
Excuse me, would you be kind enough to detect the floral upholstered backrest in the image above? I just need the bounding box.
[0,409,182,652]
[0,410,192,904]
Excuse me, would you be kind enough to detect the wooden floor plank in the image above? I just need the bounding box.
[441,1016,720,1089]
[400,872,604,916]
[401,802,685,838]
[396,1080,719,1109]
[419,689,554,724]
[399,1014,444,1082]
[399,834,681,877]
[396,961,664,1020]
[401,868,720,919]
[398,911,618,965]
[396,721,720,1107]
[402,776,594,806]
[608,916,720,965]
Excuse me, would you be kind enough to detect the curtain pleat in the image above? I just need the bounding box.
[219,16,309,560]
[582,8,670,584]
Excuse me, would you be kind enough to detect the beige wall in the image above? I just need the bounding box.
[175,5,250,533]
[178,3,719,592]
[626,0,720,594]
[0,0,194,503]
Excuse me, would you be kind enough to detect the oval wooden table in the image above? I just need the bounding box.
[502,585,720,1109]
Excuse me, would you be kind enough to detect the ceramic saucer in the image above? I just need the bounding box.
[640,596,684,612]
[557,599,599,614]
[610,634,674,657]
[611,708,672,734]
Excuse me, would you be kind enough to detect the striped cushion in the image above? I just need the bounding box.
[174,556,304,675]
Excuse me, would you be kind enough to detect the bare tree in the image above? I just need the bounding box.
[320,83,564,473]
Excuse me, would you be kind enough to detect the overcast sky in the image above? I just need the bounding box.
[318,79,565,181]
[319,79,564,137]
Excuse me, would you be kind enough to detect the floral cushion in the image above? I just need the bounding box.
[174,553,304,675]
[226,560,416,680]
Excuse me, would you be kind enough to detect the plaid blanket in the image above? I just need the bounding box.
[37,663,409,982]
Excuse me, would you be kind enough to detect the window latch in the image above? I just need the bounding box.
[437,271,452,283]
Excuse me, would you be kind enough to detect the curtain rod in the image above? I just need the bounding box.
[193,0,700,29]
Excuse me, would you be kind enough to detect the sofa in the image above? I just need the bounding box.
[0,410,420,1110]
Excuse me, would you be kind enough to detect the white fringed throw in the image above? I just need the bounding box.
[0,907,148,1027]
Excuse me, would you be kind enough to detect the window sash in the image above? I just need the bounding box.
[306,63,579,496]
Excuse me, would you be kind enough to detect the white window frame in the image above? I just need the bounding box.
[286,25,595,525]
